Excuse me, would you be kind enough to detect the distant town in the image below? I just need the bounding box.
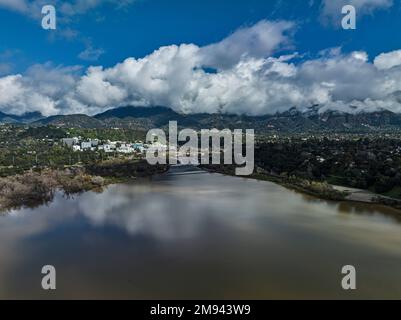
[61,136,148,155]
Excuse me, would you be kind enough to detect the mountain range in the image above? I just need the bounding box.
[0,111,45,124]
[2,106,401,133]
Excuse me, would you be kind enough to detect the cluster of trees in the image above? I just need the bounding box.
[66,127,146,142]
[256,137,401,197]
[0,171,56,211]
[86,159,167,178]
[0,168,102,212]
[0,160,168,212]
[0,125,147,176]
[0,143,104,174]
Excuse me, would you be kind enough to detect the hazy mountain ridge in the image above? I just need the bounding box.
[0,111,44,124]
[2,106,401,133]
[35,114,105,128]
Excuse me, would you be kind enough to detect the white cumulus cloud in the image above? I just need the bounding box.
[2,20,401,116]
[200,20,295,69]
[374,50,401,70]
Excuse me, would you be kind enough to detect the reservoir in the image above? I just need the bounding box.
[1,166,401,299]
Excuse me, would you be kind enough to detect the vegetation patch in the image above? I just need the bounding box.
[0,160,168,213]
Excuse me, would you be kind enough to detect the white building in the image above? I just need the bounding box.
[117,144,135,154]
[81,142,92,150]
[103,144,116,153]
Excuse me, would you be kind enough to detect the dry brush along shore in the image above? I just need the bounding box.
[0,160,168,213]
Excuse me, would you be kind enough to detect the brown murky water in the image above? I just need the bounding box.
[1,166,401,299]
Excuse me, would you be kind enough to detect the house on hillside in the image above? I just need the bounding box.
[81,141,92,150]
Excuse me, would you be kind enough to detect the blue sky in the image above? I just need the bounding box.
[1,0,400,71]
[1,0,401,116]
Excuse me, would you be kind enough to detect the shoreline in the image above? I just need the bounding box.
[0,160,169,214]
[200,165,401,212]
[3,162,401,214]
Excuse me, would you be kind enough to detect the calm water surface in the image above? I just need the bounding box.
[1,166,401,299]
